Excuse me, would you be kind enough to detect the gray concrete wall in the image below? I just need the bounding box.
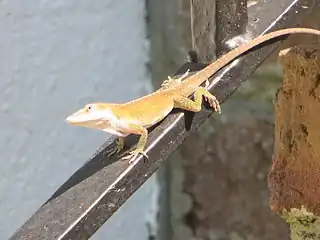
[0,1,159,239]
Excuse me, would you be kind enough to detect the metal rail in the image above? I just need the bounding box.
[10,0,317,239]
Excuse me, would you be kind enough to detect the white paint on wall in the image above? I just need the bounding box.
[0,0,158,239]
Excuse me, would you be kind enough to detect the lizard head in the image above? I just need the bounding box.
[65,103,118,129]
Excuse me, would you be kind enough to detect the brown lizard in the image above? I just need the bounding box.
[66,27,320,164]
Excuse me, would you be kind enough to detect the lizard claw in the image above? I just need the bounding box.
[204,79,209,88]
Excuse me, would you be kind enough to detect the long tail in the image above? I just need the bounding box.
[181,27,320,92]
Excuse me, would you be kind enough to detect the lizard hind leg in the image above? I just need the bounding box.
[173,87,221,114]
[161,69,190,89]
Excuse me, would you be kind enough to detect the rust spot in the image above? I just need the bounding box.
[308,74,320,98]
[300,124,308,137]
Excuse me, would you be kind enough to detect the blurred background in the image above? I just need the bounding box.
[0,1,319,239]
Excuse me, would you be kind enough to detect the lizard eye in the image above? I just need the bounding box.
[86,105,92,111]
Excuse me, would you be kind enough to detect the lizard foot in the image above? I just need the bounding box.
[204,95,221,114]
[161,69,190,89]
[106,137,124,157]
[121,148,149,164]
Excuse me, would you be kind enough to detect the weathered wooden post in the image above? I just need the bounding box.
[269,46,320,239]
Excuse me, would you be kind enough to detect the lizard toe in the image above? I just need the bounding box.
[206,97,221,114]
[106,145,122,158]
[122,149,148,164]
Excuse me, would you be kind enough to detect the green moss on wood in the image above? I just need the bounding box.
[282,206,320,240]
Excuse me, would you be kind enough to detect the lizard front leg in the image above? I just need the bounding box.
[173,87,221,114]
[107,137,125,157]
[121,123,149,164]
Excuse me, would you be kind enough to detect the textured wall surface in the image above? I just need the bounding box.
[0,1,158,239]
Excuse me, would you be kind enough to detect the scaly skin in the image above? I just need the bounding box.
[66,27,320,164]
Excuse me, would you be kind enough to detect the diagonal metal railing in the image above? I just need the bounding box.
[10,0,318,239]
